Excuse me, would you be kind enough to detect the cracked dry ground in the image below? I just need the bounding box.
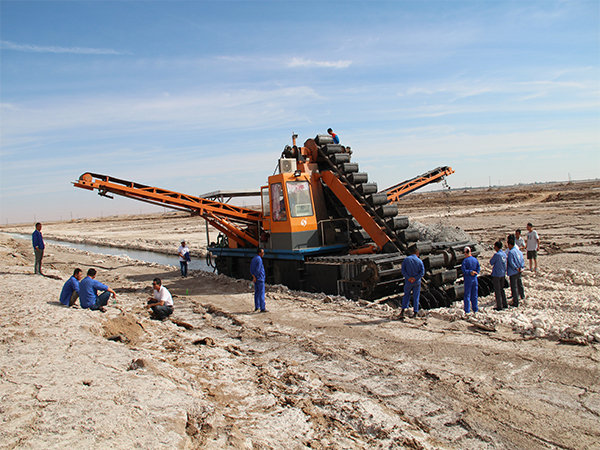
[0,235,599,449]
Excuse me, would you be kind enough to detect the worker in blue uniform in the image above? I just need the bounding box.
[461,246,480,313]
[506,234,525,307]
[400,245,425,318]
[59,268,83,306]
[32,222,45,275]
[79,268,116,311]
[250,248,267,312]
[490,240,508,310]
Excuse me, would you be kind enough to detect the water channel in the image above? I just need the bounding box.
[4,233,212,272]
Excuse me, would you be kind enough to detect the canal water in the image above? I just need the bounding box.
[4,233,212,272]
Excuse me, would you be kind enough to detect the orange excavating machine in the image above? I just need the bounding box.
[75,133,475,307]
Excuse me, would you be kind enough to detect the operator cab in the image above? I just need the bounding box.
[261,158,319,250]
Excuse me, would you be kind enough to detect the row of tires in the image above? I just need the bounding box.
[315,139,420,248]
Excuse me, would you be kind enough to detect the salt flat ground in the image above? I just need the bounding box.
[1,180,599,449]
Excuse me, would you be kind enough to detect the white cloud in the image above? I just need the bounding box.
[0,40,130,55]
[1,86,322,142]
[358,127,599,160]
[287,57,352,69]
[398,74,596,106]
[516,80,587,90]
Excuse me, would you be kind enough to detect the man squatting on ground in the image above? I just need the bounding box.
[250,248,267,312]
[147,278,174,320]
[461,247,480,313]
[526,222,540,272]
[32,222,45,275]
[490,241,508,311]
[507,234,525,306]
[178,239,190,278]
[59,268,83,307]
[399,244,425,318]
[79,268,116,311]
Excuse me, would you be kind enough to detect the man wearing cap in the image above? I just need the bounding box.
[178,239,190,278]
[461,246,480,314]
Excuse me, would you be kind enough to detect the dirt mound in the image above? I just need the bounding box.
[408,221,472,243]
[103,313,145,344]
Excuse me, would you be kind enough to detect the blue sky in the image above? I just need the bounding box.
[1,1,598,224]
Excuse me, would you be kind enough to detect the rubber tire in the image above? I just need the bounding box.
[347,172,368,184]
[356,183,378,195]
[376,204,398,217]
[366,193,388,206]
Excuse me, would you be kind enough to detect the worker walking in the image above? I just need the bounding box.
[490,241,508,311]
[327,128,340,144]
[32,222,45,275]
[250,248,267,312]
[461,247,480,313]
[400,245,425,318]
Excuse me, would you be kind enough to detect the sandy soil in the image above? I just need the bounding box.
[1,180,599,449]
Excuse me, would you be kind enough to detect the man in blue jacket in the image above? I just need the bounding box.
[461,247,480,313]
[400,245,425,318]
[79,268,116,311]
[32,222,45,275]
[507,234,525,307]
[250,248,267,312]
[59,268,83,307]
[490,241,508,311]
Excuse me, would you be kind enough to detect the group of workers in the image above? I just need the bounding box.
[33,222,174,319]
[462,224,539,314]
[58,266,173,319]
[397,223,540,318]
[59,267,117,311]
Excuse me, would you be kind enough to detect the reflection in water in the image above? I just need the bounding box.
[4,233,212,272]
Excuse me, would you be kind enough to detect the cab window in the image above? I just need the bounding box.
[271,183,287,222]
[261,187,270,217]
[286,181,313,217]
